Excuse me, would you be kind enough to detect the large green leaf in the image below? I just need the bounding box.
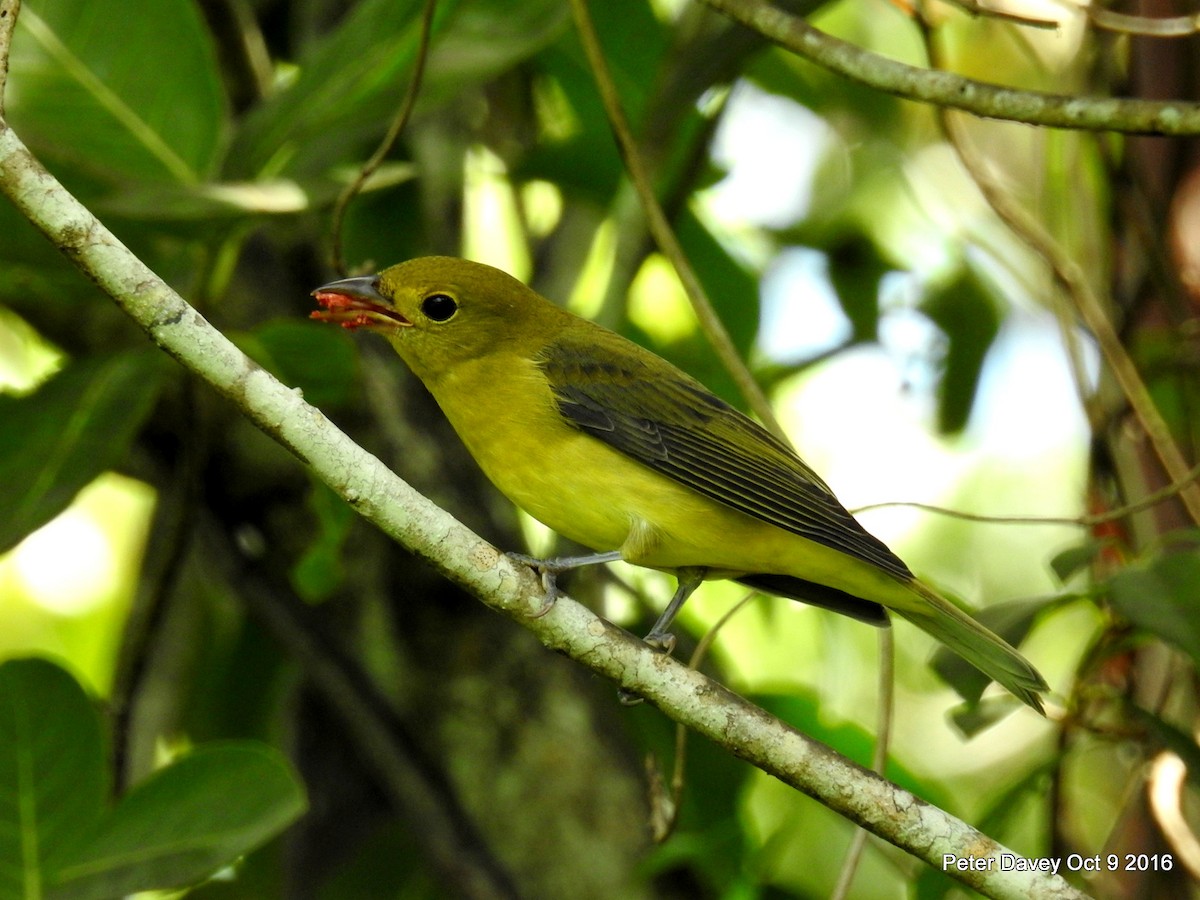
[0,658,107,899]
[7,0,227,186]
[0,658,306,900]
[49,743,307,899]
[0,351,167,554]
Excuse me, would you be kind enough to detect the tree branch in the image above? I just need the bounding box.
[699,0,1200,135]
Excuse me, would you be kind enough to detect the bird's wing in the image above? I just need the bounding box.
[536,330,912,582]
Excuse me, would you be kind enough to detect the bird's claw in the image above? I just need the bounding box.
[530,577,559,617]
[643,630,676,655]
[507,552,560,617]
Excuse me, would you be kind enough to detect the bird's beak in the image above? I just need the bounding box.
[310,275,412,330]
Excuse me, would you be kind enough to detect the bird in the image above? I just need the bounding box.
[311,256,1048,712]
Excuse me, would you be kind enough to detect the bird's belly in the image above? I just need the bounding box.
[438,386,906,605]
[476,426,675,553]
[468,424,888,587]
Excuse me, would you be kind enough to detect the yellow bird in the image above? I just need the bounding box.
[312,256,1048,712]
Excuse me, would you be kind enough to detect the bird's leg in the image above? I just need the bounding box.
[618,566,709,706]
[643,566,707,654]
[507,550,624,615]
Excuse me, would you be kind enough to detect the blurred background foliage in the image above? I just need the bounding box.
[2,0,1200,896]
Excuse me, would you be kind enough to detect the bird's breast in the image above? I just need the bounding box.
[424,354,646,550]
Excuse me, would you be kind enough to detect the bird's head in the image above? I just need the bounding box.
[312,256,563,378]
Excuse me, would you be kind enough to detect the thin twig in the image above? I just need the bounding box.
[330,0,439,276]
[701,0,1200,135]
[853,459,1200,527]
[831,625,895,900]
[566,0,786,439]
[939,0,1060,30]
[1087,7,1200,38]
[0,0,18,113]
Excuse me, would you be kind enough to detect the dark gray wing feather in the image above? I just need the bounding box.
[537,333,912,587]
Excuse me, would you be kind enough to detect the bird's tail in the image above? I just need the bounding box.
[893,580,1048,714]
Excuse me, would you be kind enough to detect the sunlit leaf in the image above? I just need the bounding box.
[0,351,167,554]
[95,166,415,222]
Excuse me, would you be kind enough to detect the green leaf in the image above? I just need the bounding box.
[8,0,226,186]
[93,164,416,224]
[1050,540,1103,583]
[49,743,307,899]
[1122,703,1200,788]
[236,320,359,411]
[921,261,1002,434]
[753,692,955,810]
[0,658,107,900]
[1106,550,1200,670]
[0,351,167,554]
[0,660,305,900]
[825,236,888,343]
[226,0,566,180]
[292,480,356,603]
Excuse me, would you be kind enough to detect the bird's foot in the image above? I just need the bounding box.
[506,552,562,617]
[506,549,624,617]
[643,630,676,655]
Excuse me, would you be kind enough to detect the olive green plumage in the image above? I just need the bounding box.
[312,256,1048,712]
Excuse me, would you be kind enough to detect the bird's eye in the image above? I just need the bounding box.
[421,293,458,322]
